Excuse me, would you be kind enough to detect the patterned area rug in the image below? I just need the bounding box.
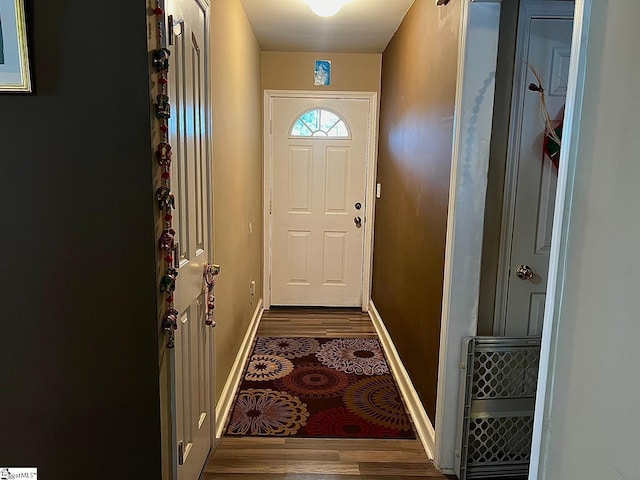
[225,337,416,439]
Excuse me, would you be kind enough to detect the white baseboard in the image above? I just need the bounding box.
[368,300,436,459]
[215,298,263,439]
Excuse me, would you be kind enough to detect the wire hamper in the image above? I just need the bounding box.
[455,337,541,479]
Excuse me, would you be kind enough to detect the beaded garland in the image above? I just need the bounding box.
[151,3,179,349]
[203,265,217,327]
[152,2,218,347]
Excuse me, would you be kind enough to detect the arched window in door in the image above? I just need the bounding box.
[290,108,351,138]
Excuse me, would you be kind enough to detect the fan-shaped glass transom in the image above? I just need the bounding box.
[290,109,350,138]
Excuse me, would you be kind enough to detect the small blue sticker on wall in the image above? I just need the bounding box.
[314,60,331,86]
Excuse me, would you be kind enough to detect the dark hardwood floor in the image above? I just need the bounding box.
[256,307,377,338]
[203,307,454,480]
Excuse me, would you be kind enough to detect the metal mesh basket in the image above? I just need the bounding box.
[455,337,541,479]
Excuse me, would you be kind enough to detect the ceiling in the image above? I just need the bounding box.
[239,0,416,54]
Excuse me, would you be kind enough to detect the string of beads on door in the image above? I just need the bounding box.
[151,3,216,348]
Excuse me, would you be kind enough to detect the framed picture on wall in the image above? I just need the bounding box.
[0,0,31,92]
[314,60,331,86]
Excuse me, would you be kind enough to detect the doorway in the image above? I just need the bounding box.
[494,1,574,337]
[436,0,589,476]
[164,3,596,476]
[263,91,378,311]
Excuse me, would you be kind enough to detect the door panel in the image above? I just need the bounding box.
[528,293,546,335]
[325,148,350,213]
[287,231,311,284]
[167,0,212,478]
[323,232,348,285]
[502,13,573,336]
[289,148,313,212]
[534,160,556,255]
[270,98,370,307]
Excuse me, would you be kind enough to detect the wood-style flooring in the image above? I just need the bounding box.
[203,307,454,480]
[256,307,378,338]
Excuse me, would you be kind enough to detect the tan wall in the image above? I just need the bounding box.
[371,0,462,419]
[211,0,263,401]
[262,51,381,92]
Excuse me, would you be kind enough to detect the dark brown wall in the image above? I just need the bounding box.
[0,1,162,478]
[372,0,461,418]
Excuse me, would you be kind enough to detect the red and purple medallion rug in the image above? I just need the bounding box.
[225,337,416,439]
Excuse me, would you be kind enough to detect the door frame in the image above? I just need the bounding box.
[203,0,216,451]
[529,1,591,476]
[434,1,503,472]
[493,0,575,336]
[263,90,379,311]
[434,0,591,476]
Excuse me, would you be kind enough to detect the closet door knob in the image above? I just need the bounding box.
[515,264,534,280]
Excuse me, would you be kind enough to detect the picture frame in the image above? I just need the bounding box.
[314,60,331,87]
[0,0,31,92]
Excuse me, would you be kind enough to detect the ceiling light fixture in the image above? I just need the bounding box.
[305,0,347,17]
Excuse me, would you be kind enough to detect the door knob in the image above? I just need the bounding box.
[354,216,362,228]
[515,264,534,280]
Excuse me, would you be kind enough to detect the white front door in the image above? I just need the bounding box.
[269,97,372,307]
[497,3,573,336]
[166,0,213,478]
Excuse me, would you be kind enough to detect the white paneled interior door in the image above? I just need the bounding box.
[269,96,373,307]
[499,5,573,336]
[166,0,213,478]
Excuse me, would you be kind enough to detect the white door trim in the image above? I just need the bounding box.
[263,90,378,311]
[201,0,217,449]
[435,0,591,478]
[530,1,591,478]
[434,0,502,472]
[493,0,575,336]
